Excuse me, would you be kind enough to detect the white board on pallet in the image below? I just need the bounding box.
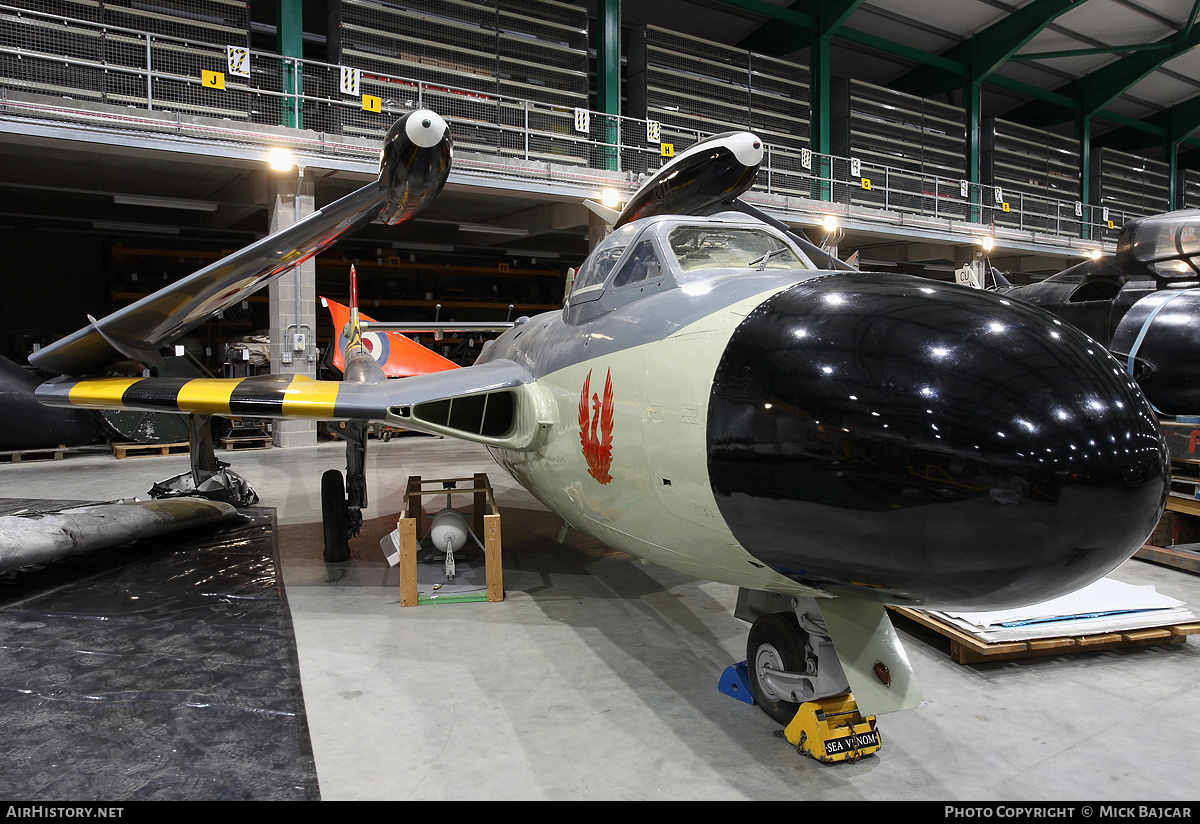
[925,578,1196,643]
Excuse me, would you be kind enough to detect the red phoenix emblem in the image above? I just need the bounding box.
[579,368,614,485]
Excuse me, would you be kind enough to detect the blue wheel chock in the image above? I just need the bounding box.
[718,661,755,705]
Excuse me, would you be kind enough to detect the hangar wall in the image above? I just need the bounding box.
[0,0,1187,389]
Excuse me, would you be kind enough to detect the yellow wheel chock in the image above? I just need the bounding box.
[784,693,881,763]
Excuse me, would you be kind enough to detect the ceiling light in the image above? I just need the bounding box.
[459,223,530,237]
[823,215,838,232]
[92,220,180,235]
[601,188,620,209]
[1090,249,1103,260]
[504,249,561,259]
[269,147,294,171]
[391,241,456,253]
[112,195,218,212]
[980,236,994,252]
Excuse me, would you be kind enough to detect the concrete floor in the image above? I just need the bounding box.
[3,436,1200,801]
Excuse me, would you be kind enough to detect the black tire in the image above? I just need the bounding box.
[321,469,351,563]
[746,612,809,726]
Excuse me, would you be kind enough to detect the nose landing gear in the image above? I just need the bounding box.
[724,592,885,763]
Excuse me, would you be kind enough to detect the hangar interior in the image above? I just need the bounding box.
[2,0,1200,802]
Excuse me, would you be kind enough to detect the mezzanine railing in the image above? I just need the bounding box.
[0,3,1131,244]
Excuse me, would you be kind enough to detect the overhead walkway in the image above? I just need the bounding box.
[0,3,1123,270]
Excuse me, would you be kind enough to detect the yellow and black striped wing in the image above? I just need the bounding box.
[35,361,536,434]
[35,374,385,421]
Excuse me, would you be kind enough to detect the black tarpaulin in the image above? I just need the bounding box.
[0,500,318,801]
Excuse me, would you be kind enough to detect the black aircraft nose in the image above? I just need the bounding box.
[708,272,1168,609]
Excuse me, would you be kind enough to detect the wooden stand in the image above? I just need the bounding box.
[397,473,503,607]
[1136,497,1200,573]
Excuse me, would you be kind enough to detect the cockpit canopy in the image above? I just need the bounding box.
[568,214,811,316]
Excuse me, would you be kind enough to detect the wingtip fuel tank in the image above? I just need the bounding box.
[613,131,763,228]
[377,109,452,225]
[0,498,240,571]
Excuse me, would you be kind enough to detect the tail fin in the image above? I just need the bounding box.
[346,265,364,357]
[322,296,459,378]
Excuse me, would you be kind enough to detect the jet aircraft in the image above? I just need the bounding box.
[29,111,1169,730]
[996,210,1200,416]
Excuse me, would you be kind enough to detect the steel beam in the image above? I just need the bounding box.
[277,0,304,130]
[891,0,1083,96]
[1010,28,1200,127]
[595,0,620,171]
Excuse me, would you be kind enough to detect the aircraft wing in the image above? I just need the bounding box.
[34,359,548,449]
[29,108,453,377]
[30,184,388,376]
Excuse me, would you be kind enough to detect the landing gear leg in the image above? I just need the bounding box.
[740,596,880,762]
[148,414,258,506]
[321,420,369,563]
[343,420,368,539]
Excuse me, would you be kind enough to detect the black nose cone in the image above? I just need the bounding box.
[708,273,1168,609]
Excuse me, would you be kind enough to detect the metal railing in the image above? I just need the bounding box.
[0,3,1131,245]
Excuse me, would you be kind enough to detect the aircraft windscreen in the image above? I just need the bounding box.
[571,223,639,296]
[667,226,804,273]
[1121,209,1200,279]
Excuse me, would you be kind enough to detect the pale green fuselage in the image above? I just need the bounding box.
[488,289,823,595]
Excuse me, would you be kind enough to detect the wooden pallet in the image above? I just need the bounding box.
[889,606,1200,665]
[1167,495,1200,518]
[111,441,189,459]
[1136,542,1200,575]
[220,436,271,451]
[1141,499,1200,573]
[0,447,67,463]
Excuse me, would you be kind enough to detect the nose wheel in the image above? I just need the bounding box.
[746,612,810,726]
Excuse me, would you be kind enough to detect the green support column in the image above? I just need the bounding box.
[1076,113,1091,239]
[964,70,980,222]
[1168,138,1179,210]
[810,30,832,202]
[596,0,620,171]
[278,0,303,129]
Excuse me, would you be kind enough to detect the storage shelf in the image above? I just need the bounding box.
[1092,146,1170,216]
[986,120,1082,204]
[835,79,967,181]
[636,24,809,154]
[338,0,587,112]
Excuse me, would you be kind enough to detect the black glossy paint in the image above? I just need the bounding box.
[0,355,98,450]
[1111,287,1200,415]
[708,273,1168,609]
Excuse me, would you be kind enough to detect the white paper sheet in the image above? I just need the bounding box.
[923,578,1196,643]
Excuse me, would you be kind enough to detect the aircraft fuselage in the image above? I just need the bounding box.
[480,216,1169,611]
